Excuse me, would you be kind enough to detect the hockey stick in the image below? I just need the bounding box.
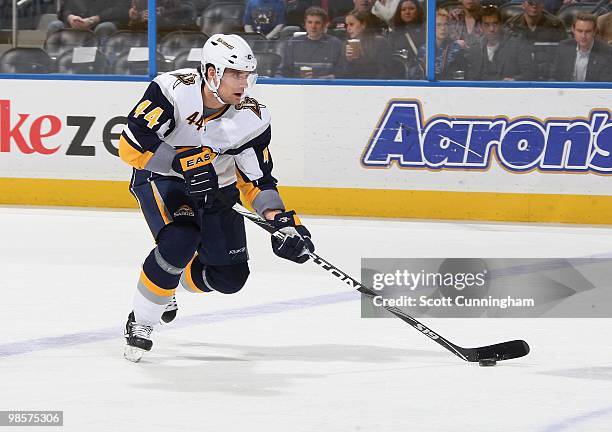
[224,198,529,363]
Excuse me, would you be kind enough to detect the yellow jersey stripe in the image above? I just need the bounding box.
[236,172,261,208]
[119,135,154,169]
[150,181,172,225]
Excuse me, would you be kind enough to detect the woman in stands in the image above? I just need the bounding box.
[340,9,394,79]
[388,0,425,77]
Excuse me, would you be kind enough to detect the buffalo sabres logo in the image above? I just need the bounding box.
[173,205,195,218]
[171,72,197,89]
[235,97,265,119]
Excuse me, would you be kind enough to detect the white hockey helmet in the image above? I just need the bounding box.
[200,34,258,104]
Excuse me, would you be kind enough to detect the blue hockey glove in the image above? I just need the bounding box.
[270,210,314,264]
[172,146,218,207]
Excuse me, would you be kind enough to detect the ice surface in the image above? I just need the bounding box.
[1,206,611,432]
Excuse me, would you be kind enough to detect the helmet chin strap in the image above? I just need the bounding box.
[203,73,227,105]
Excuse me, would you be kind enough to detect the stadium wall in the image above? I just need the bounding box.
[0,80,611,224]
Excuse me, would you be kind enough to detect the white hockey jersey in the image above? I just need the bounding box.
[119,68,281,213]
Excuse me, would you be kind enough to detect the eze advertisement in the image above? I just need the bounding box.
[0,81,146,181]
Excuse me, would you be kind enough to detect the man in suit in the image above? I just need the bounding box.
[551,13,612,81]
[466,5,533,80]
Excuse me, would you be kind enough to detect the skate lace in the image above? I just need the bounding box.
[165,296,177,310]
[132,323,153,339]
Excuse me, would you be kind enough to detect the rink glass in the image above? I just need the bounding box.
[0,1,609,84]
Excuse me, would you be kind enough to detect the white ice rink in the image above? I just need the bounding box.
[1,206,612,432]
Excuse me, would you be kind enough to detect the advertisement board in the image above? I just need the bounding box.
[0,80,610,223]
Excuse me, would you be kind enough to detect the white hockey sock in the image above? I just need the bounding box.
[133,289,168,326]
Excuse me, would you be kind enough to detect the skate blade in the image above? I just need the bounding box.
[124,345,146,363]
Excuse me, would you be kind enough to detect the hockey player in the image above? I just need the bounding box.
[120,34,315,362]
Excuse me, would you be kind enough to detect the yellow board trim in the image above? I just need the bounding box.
[1,177,612,225]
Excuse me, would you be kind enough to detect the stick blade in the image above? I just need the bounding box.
[464,339,530,362]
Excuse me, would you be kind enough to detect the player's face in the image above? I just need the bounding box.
[482,15,502,40]
[400,1,418,23]
[218,68,252,105]
[345,15,367,38]
[305,15,326,39]
[572,19,595,50]
[523,0,544,17]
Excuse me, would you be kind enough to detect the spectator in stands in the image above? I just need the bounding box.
[372,0,400,26]
[128,0,197,33]
[448,0,483,49]
[465,6,533,80]
[550,13,612,81]
[47,0,127,42]
[243,0,286,39]
[339,9,394,78]
[418,8,465,79]
[331,0,386,34]
[388,0,425,76]
[597,9,612,44]
[505,0,566,79]
[505,0,566,42]
[280,6,344,78]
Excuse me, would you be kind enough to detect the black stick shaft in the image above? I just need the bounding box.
[227,201,470,360]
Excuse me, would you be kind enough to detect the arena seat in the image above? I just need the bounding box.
[109,49,169,75]
[56,48,108,74]
[231,31,268,51]
[44,29,98,60]
[0,48,52,73]
[159,30,209,59]
[101,31,148,64]
[173,48,202,69]
[279,25,303,40]
[329,27,347,41]
[253,51,281,77]
[201,3,245,35]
